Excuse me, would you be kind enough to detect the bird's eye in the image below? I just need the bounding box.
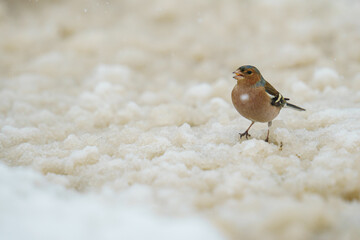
[246,71,252,74]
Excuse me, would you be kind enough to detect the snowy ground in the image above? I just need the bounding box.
[1,0,360,239]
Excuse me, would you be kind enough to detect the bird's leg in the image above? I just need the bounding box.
[265,129,270,142]
[265,121,272,142]
[239,121,254,139]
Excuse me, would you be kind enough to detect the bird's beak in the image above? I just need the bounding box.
[233,69,244,80]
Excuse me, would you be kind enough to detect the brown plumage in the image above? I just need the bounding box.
[231,65,305,142]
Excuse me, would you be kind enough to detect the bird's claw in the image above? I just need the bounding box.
[239,131,251,139]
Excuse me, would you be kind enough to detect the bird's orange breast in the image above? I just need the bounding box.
[231,83,280,123]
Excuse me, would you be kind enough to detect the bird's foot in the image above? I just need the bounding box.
[239,131,251,139]
[265,136,269,142]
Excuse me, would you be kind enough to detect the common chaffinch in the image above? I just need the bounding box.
[231,65,305,142]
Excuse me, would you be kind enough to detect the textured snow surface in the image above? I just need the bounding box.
[1,0,360,239]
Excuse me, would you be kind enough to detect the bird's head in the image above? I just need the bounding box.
[233,65,261,84]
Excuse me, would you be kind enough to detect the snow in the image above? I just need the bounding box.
[312,68,341,90]
[1,0,360,240]
[0,164,225,240]
[240,93,249,101]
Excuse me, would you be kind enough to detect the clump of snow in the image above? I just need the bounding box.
[185,83,213,100]
[312,68,341,90]
[1,0,360,240]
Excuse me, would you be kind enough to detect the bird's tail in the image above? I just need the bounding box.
[285,102,306,111]
[271,95,306,111]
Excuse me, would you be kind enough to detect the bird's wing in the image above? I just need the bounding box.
[264,80,279,97]
[264,79,305,110]
[264,80,288,107]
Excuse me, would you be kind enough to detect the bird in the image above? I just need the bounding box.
[231,65,305,142]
